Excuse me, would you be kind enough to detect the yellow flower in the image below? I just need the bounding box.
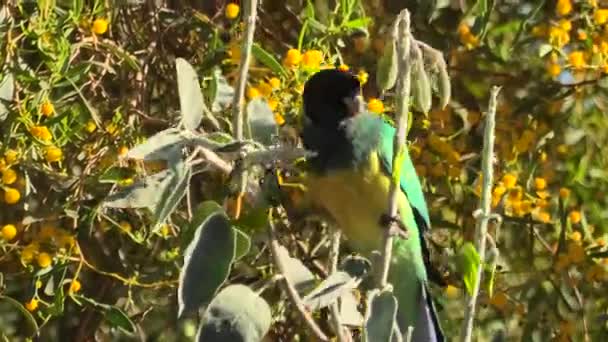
[531,25,547,37]
[458,24,480,48]
[25,299,38,312]
[21,244,37,263]
[534,177,547,190]
[367,98,384,114]
[160,224,171,237]
[568,51,585,69]
[501,173,517,189]
[228,41,242,64]
[268,77,281,89]
[489,292,508,310]
[557,144,568,154]
[570,231,582,242]
[444,285,460,299]
[1,224,17,241]
[357,70,369,85]
[35,280,42,289]
[558,19,572,31]
[37,252,52,268]
[302,50,323,69]
[225,3,240,19]
[45,146,63,163]
[30,125,53,141]
[85,120,97,133]
[92,18,108,35]
[559,187,570,198]
[4,149,19,164]
[105,122,118,135]
[283,49,302,67]
[569,210,582,224]
[556,0,572,16]
[41,101,54,116]
[547,62,561,77]
[577,30,588,40]
[267,99,279,111]
[493,185,507,197]
[69,279,82,293]
[246,87,261,99]
[535,210,551,223]
[594,9,608,24]
[118,145,129,157]
[274,112,285,126]
[119,221,132,232]
[4,187,20,204]
[257,81,273,97]
[548,27,570,47]
[338,64,349,72]
[2,168,17,185]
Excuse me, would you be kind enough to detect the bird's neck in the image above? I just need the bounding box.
[301,121,354,173]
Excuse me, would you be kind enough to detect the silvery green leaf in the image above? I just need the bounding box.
[176,58,204,131]
[152,159,191,230]
[276,244,316,293]
[196,284,271,342]
[178,213,235,318]
[303,271,359,310]
[126,128,188,161]
[0,73,14,121]
[364,289,401,342]
[247,98,277,145]
[340,291,364,327]
[103,170,171,209]
[211,69,235,112]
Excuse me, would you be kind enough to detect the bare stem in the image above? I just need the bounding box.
[328,230,350,342]
[378,9,412,288]
[231,0,258,140]
[268,209,329,341]
[460,86,501,342]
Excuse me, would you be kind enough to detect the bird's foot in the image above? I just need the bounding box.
[379,213,409,239]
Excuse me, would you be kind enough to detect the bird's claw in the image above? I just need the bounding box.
[380,213,409,239]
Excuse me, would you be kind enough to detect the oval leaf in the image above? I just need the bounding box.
[153,159,191,231]
[196,284,271,342]
[0,295,39,335]
[0,73,14,121]
[303,271,359,310]
[105,307,137,334]
[276,244,316,294]
[376,37,398,92]
[176,58,204,131]
[104,169,172,209]
[457,242,481,297]
[178,212,236,318]
[340,291,364,327]
[181,201,224,249]
[126,128,188,161]
[364,289,400,342]
[247,98,277,145]
[234,228,251,261]
[211,69,235,112]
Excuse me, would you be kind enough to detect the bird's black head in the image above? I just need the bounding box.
[303,69,361,128]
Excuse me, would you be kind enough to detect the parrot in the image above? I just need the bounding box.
[299,69,444,341]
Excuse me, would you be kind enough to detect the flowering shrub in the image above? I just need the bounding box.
[0,0,607,340]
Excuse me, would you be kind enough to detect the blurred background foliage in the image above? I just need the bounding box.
[1,0,608,341]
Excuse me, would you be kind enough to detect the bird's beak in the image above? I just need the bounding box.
[343,95,363,116]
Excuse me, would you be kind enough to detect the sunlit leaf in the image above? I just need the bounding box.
[0,73,14,121]
[103,170,172,209]
[153,159,191,230]
[275,244,316,293]
[251,44,286,78]
[303,271,359,310]
[211,69,235,112]
[126,128,187,161]
[458,242,481,296]
[176,58,204,131]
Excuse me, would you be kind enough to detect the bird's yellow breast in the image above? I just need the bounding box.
[304,152,412,253]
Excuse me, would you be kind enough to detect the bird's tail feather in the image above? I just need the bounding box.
[411,284,444,342]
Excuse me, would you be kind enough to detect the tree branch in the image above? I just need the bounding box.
[460,86,501,342]
[267,209,329,341]
[378,9,412,288]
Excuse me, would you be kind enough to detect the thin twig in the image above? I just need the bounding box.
[267,209,329,341]
[460,86,501,342]
[229,0,258,219]
[328,230,350,342]
[378,10,412,288]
